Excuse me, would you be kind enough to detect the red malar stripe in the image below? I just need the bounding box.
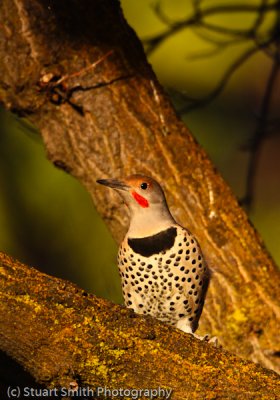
[132,191,149,208]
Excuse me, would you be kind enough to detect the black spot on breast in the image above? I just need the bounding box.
[128,227,177,257]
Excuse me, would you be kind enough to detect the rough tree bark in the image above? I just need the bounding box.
[1,252,280,399]
[0,0,280,386]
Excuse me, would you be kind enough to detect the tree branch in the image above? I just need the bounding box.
[1,252,280,398]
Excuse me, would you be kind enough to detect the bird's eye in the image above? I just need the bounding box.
[140,182,148,190]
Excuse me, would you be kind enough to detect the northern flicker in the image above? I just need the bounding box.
[97,175,210,338]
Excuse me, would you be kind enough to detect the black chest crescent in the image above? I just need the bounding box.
[128,227,177,257]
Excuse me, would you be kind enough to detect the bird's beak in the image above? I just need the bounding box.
[96,178,130,191]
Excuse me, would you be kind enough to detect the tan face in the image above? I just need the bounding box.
[97,174,166,209]
[123,175,155,208]
[97,174,175,237]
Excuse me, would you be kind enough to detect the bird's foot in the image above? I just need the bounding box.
[193,333,219,347]
[176,320,219,347]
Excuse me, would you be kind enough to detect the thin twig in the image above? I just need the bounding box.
[55,50,114,86]
[178,41,271,114]
[143,1,280,54]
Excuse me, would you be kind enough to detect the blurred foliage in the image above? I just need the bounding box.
[0,0,279,304]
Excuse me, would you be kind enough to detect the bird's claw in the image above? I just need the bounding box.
[194,333,219,347]
[204,335,219,347]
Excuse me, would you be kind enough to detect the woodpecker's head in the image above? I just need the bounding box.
[97,174,175,237]
[97,174,167,209]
